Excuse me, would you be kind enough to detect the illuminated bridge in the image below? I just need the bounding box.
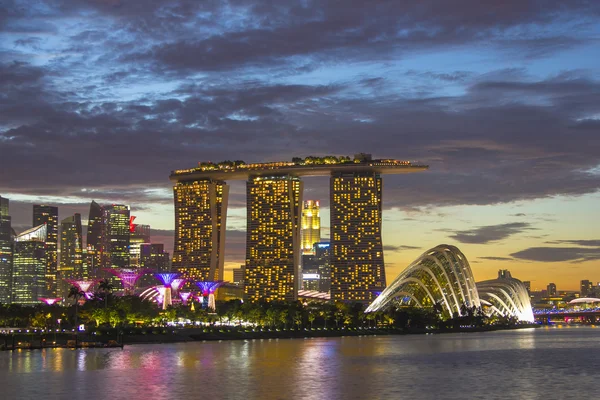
[170,153,428,303]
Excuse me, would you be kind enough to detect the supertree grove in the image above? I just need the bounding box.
[195,281,226,311]
[105,268,149,295]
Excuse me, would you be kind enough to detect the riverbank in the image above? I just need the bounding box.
[1,323,539,350]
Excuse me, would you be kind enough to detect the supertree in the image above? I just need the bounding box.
[65,279,99,300]
[154,273,180,309]
[179,292,192,306]
[105,268,149,295]
[195,281,226,311]
[39,297,62,305]
[171,278,187,295]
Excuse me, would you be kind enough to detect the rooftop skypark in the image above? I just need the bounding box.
[170,153,428,181]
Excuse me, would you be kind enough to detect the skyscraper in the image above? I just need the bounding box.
[33,204,58,297]
[547,282,557,296]
[330,172,385,302]
[173,179,229,281]
[0,196,13,304]
[59,213,84,298]
[12,225,47,304]
[86,200,104,278]
[129,221,150,267]
[581,280,593,297]
[245,176,303,302]
[301,200,321,254]
[104,204,130,268]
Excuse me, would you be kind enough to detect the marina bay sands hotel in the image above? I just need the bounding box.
[170,154,428,302]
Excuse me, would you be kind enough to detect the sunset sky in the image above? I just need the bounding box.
[1,1,599,290]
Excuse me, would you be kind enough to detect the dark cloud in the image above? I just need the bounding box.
[510,246,600,263]
[383,245,421,252]
[478,256,515,261]
[545,240,600,247]
[450,222,533,244]
[2,0,600,232]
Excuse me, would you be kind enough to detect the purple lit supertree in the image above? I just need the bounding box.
[39,297,62,305]
[105,268,149,295]
[66,279,99,299]
[179,292,192,306]
[195,281,226,311]
[154,273,180,309]
[171,278,187,295]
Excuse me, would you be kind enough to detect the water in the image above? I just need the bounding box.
[1,326,599,400]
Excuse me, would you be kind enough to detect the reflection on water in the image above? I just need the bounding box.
[1,326,600,400]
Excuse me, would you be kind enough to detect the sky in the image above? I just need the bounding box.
[1,0,599,291]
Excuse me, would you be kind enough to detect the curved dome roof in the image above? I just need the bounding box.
[569,297,600,304]
[365,244,480,317]
[476,276,534,322]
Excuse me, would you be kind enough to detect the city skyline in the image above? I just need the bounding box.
[1,1,600,291]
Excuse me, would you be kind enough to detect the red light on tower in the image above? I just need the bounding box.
[129,216,138,233]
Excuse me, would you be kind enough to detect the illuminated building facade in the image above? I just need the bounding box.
[477,270,534,322]
[366,245,480,317]
[129,222,150,266]
[301,242,332,293]
[301,200,321,254]
[245,176,302,302]
[139,243,170,287]
[12,225,47,305]
[86,200,104,278]
[173,179,229,281]
[33,204,58,297]
[171,154,428,303]
[59,213,85,298]
[104,204,131,268]
[0,196,13,304]
[330,172,385,302]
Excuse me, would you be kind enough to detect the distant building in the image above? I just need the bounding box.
[547,282,557,297]
[232,265,245,286]
[580,280,593,297]
[86,200,104,278]
[301,242,331,293]
[129,221,150,267]
[301,200,321,254]
[330,170,385,302]
[59,214,84,298]
[523,280,531,295]
[139,243,170,287]
[0,196,13,304]
[12,225,47,304]
[104,204,130,268]
[245,176,302,302]
[33,204,58,297]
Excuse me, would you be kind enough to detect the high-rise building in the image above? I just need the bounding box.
[245,176,303,302]
[139,243,170,287]
[59,214,84,298]
[173,179,229,281]
[547,282,557,296]
[129,221,150,267]
[232,265,245,286]
[0,196,13,304]
[523,280,531,295]
[33,205,58,297]
[330,172,385,302]
[301,200,321,254]
[581,280,593,297]
[104,204,130,268]
[301,242,332,292]
[86,200,104,278]
[12,225,47,304]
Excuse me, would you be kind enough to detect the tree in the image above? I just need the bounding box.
[68,286,85,329]
[98,279,114,309]
[308,312,316,329]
